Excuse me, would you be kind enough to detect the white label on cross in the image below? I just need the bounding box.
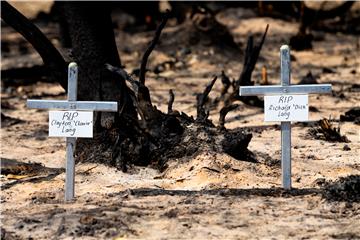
[264,95,308,122]
[49,111,93,138]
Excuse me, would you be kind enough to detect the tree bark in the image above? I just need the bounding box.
[60,2,136,130]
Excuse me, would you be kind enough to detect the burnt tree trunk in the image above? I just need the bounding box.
[60,2,136,131]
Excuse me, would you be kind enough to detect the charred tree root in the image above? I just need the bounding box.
[196,76,217,125]
[100,14,254,171]
[76,67,254,171]
[219,104,239,129]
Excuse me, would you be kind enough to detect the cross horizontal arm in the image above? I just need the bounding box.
[239,84,332,96]
[27,100,118,112]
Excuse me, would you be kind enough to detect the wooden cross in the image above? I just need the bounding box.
[239,45,332,189]
[27,62,118,201]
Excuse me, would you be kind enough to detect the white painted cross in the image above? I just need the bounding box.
[239,45,332,190]
[27,62,118,201]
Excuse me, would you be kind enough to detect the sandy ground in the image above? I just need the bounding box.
[1,6,360,240]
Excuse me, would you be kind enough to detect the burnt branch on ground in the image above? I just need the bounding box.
[340,107,360,125]
[307,118,350,143]
[1,113,25,127]
[323,175,360,202]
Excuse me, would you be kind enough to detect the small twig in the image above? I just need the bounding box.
[219,104,239,129]
[220,70,231,97]
[139,10,170,85]
[196,76,217,122]
[258,24,269,51]
[201,76,218,104]
[213,71,232,107]
[79,165,98,174]
[168,89,175,114]
[0,170,64,190]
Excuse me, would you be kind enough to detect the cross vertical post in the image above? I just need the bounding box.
[280,45,291,190]
[65,62,78,201]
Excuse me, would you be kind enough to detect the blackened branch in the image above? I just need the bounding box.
[220,70,231,98]
[0,1,67,90]
[237,24,269,89]
[106,63,159,121]
[105,63,139,116]
[196,76,217,122]
[106,64,139,94]
[231,24,269,108]
[219,104,239,129]
[168,89,175,114]
[139,10,170,85]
